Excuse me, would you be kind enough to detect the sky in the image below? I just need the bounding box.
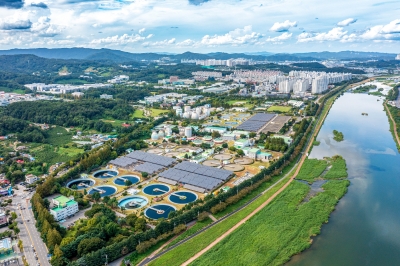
[0,0,399,53]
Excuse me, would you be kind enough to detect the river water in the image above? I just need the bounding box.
[287,93,400,266]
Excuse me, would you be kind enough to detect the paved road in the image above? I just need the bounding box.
[396,87,400,108]
[13,187,50,266]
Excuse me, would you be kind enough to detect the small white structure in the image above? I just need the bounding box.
[165,127,172,136]
[185,127,193,138]
[151,131,159,140]
[25,174,38,184]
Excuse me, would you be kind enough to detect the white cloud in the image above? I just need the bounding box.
[0,19,32,30]
[138,28,145,34]
[270,20,297,32]
[266,32,292,42]
[143,38,176,47]
[200,26,263,45]
[91,33,151,45]
[337,18,357,27]
[298,27,348,42]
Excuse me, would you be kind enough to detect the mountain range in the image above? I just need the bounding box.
[0,48,396,63]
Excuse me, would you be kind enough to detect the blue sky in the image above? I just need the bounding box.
[0,0,399,53]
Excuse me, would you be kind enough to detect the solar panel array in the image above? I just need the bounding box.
[158,161,232,191]
[237,113,276,132]
[135,162,165,174]
[126,151,176,167]
[109,157,137,168]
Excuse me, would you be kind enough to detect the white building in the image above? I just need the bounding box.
[312,75,329,94]
[279,80,295,93]
[25,174,38,184]
[50,196,79,221]
[293,80,309,94]
[100,94,113,99]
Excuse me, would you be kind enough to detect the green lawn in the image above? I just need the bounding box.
[324,156,348,179]
[31,145,72,164]
[267,106,292,112]
[58,146,84,157]
[191,179,350,266]
[132,110,146,118]
[296,158,327,182]
[0,87,25,94]
[150,108,168,117]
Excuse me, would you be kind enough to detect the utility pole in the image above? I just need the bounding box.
[104,254,108,266]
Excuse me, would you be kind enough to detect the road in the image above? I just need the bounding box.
[396,87,400,108]
[12,187,50,266]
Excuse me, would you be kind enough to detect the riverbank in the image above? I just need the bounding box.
[189,157,349,266]
[384,102,400,152]
[146,81,352,266]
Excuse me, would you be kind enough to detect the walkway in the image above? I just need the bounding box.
[181,90,335,266]
[384,102,400,147]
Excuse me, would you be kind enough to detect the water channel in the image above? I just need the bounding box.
[287,93,400,265]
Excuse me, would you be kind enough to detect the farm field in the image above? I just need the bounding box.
[267,105,292,112]
[191,178,350,266]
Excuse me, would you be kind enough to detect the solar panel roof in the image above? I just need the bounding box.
[237,113,276,132]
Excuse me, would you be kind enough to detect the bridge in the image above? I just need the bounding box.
[148,206,165,214]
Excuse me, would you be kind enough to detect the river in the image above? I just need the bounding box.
[287,93,400,266]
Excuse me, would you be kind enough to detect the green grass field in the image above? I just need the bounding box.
[46,126,73,146]
[296,158,327,182]
[324,156,348,179]
[267,106,292,112]
[132,110,146,118]
[150,108,168,117]
[148,176,291,266]
[191,179,350,266]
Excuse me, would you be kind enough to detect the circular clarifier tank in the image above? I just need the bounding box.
[118,196,148,209]
[168,191,198,204]
[66,178,95,190]
[93,170,118,178]
[145,204,176,219]
[142,184,170,196]
[113,175,140,186]
[88,185,117,197]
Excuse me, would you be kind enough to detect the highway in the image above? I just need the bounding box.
[12,187,50,266]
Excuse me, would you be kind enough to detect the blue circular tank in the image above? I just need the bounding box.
[145,204,176,219]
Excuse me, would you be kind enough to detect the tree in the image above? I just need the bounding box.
[11,212,17,220]
[13,226,20,235]
[83,188,87,195]
[54,244,63,258]
[92,192,101,202]
[125,180,133,186]
[43,198,50,209]
[77,237,105,256]
[141,172,149,179]
[47,228,62,250]
[211,131,221,139]
[222,143,228,148]
[134,218,146,232]
[249,132,257,138]
[237,149,244,156]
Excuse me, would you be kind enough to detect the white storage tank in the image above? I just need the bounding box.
[184,105,191,112]
[196,107,202,115]
[158,130,165,138]
[165,127,172,136]
[185,127,192,138]
[183,112,191,119]
[151,131,159,140]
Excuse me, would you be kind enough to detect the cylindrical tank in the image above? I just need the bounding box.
[191,113,199,120]
[165,127,172,136]
[183,112,191,119]
[184,105,191,112]
[185,127,192,138]
[151,131,159,140]
[158,130,165,138]
[196,107,202,115]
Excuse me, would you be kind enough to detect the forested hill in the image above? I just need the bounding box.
[0,48,396,62]
[3,99,133,132]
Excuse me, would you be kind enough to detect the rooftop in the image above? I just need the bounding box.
[53,195,71,205]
